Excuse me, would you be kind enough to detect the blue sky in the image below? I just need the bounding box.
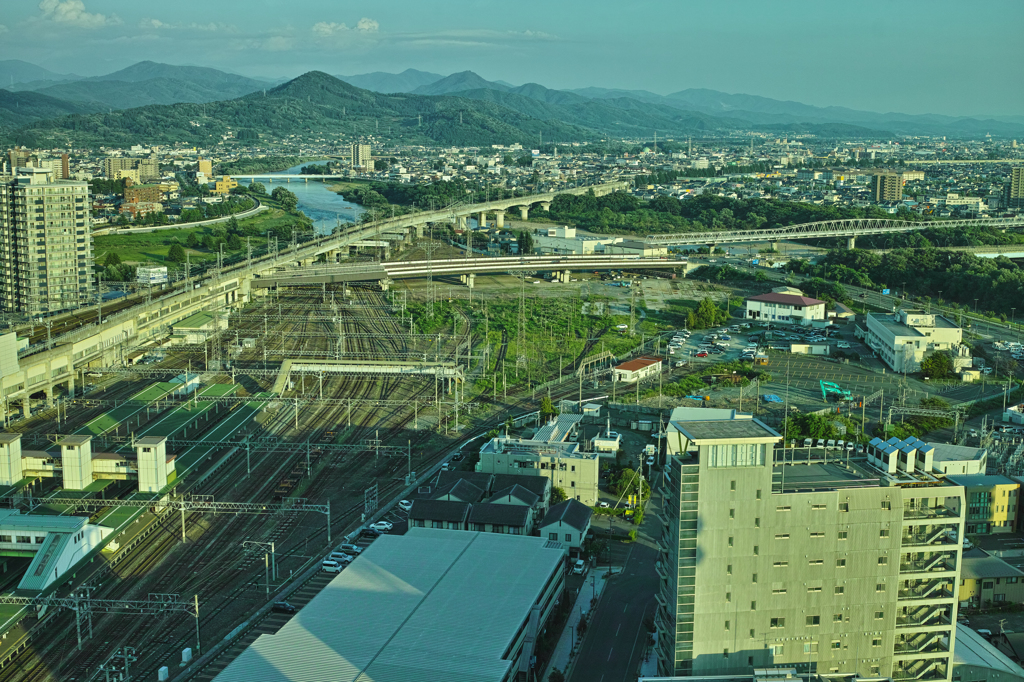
[2,0,1022,117]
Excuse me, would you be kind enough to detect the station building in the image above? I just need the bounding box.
[613,356,663,384]
[862,309,969,374]
[655,409,967,681]
[0,509,112,591]
[213,529,566,682]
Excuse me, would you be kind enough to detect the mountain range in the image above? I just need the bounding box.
[2,60,1022,144]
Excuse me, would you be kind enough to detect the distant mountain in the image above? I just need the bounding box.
[13,71,597,147]
[0,60,80,88]
[0,89,103,128]
[411,71,512,96]
[19,61,267,110]
[336,68,443,93]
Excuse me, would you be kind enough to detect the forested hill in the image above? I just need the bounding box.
[10,71,599,147]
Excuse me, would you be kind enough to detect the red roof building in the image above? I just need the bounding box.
[614,356,663,383]
[745,292,826,324]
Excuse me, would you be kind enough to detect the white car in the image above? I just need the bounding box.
[837,342,851,349]
[572,559,586,575]
[321,560,342,573]
[398,500,413,512]
[646,455,655,466]
[369,521,393,532]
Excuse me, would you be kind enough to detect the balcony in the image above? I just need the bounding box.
[894,633,949,655]
[903,506,959,522]
[900,553,956,575]
[898,580,954,601]
[893,660,946,682]
[896,605,950,629]
[902,527,957,548]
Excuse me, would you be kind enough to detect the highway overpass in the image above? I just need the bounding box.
[642,216,1024,249]
[251,254,685,288]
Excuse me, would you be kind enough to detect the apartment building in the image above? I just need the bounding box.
[875,173,903,202]
[946,474,1019,535]
[656,411,966,682]
[351,144,372,169]
[0,168,94,315]
[1008,168,1024,209]
[103,157,160,183]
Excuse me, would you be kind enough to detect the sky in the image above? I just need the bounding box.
[1,0,1022,117]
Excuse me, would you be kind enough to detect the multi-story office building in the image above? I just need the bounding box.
[351,143,372,169]
[1008,168,1024,209]
[862,309,969,374]
[103,157,160,183]
[0,168,94,315]
[874,172,903,202]
[656,411,966,682]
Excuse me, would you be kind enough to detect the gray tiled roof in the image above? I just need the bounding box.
[491,474,550,499]
[432,479,485,504]
[408,500,471,524]
[539,499,593,533]
[469,503,530,528]
[486,484,539,507]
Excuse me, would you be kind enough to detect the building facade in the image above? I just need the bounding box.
[0,168,94,315]
[656,411,966,682]
[863,310,967,374]
[351,144,372,169]
[103,157,159,183]
[946,475,1019,535]
[477,437,600,505]
[614,356,663,383]
[745,292,826,324]
[875,173,903,202]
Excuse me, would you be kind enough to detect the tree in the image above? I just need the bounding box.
[551,487,567,504]
[186,232,199,248]
[249,181,266,196]
[920,351,954,379]
[614,468,651,500]
[539,396,556,418]
[103,252,121,267]
[517,230,534,255]
[549,670,566,682]
[227,234,242,250]
[271,187,298,212]
[167,243,186,264]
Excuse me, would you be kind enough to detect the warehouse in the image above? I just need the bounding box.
[213,529,566,682]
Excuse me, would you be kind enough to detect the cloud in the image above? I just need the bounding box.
[356,18,379,33]
[38,0,120,28]
[0,25,8,35]
[392,28,557,48]
[139,18,235,32]
[312,21,348,37]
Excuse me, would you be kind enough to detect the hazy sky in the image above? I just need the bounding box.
[2,0,1022,116]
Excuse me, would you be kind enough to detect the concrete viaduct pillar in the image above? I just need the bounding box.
[21,396,29,419]
[415,224,425,238]
[847,236,856,249]
[519,206,529,221]
[458,215,467,230]
[477,212,486,229]
[540,202,551,212]
[494,210,505,229]
[67,375,75,399]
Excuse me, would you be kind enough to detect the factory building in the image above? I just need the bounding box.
[213,529,566,682]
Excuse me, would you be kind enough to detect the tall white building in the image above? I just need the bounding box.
[0,168,94,315]
[863,310,968,374]
[656,411,966,682]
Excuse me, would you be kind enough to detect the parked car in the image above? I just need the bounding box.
[272,601,298,614]
[845,441,855,452]
[572,559,586,575]
[646,455,656,466]
[369,521,393,532]
[359,528,382,539]
[329,552,354,564]
[321,560,342,573]
[837,342,851,349]
[696,351,709,357]
[338,544,363,555]
[803,438,813,447]
[826,439,836,449]
[398,500,413,511]
[816,439,826,448]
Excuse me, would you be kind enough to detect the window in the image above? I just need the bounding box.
[777,505,791,512]
[729,508,735,519]
[752,573,758,583]
[726,592,731,602]
[839,502,849,512]
[879,529,890,538]
[812,504,827,510]
[871,667,880,675]
[808,586,822,593]
[754,545,759,556]
[755,517,761,528]
[756,489,762,500]
[807,615,820,626]
[775,533,790,540]
[804,642,819,654]
[996,594,1006,602]
[872,638,882,647]
[750,629,756,639]
[875,611,884,620]
[771,617,785,628]
[810,532,825,538]
[983,581,995,590]
[772,645,785,657]
[725,620,731,631]
[836,559,846,568]
[881,501,891,510]
[1010,577,1020,584]
[565,534,572,542]
[772,586,787,594]
[838,531,848,540]
[548,532,558,541]
[0,535,10,543]
[774,561,788,568]
[34,536,44,544]
[16,536,30,544]
[727,564,733,575]
[834,586,845,595]
[723,649,729,658]
[876,583,886,592]
[832,640,842,650]
[729,536,734,547]
[809,559,824,566]
[731,480,736,491]
[834,613,844,623]
[751,601,757,611]
[878,556,888,565]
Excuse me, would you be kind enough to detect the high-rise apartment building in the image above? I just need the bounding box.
[351,144,372,169]
[656,410,965,682]
[874,173,903,202]
[0,168,94,315]
[197,156,213,177]
[103,157,160,183]
[1007,167,1024,209]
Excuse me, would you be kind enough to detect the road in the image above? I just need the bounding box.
[570,496,662,682]
[91,197,265,236]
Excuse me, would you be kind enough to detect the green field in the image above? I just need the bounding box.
[92,206,299,267]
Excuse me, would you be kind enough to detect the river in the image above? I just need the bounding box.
[265,161,365,235]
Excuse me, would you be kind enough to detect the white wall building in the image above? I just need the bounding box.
[744,292,826,324]
[864,309,967,373]
[613,356,663,383]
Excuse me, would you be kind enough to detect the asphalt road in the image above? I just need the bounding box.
[570,498,661,682]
